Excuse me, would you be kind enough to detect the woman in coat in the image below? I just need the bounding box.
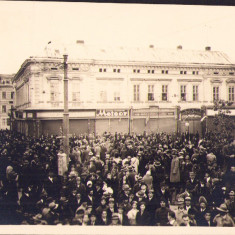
[170,154,181,184]
[170,153,181,202]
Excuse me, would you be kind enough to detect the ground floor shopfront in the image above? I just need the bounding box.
[13,106,228,138]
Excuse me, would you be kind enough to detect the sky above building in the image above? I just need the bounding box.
[1,1,235,74]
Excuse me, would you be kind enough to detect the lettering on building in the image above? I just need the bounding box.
[96,109,128,118]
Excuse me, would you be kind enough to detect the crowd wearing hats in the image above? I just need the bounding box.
[0,129,234,226]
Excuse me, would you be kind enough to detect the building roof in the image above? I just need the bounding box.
[50,43,234,65]
[14,43,234,81]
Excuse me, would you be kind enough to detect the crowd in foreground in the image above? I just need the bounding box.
[0,129,234,226]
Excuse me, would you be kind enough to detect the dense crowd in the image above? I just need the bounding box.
[0,129,234,226]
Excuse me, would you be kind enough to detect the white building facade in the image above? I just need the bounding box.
[12,43,235,136]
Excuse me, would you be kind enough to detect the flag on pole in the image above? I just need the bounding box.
[145,114,150,126]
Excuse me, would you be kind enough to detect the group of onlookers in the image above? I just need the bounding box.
[0,129,234,226]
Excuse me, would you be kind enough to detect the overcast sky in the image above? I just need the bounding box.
[1,1,235,74]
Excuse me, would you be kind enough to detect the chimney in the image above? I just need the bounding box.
[177,45,182,50]
[149,45,154,48]
[76,40,84,44]
[205,46,211,51]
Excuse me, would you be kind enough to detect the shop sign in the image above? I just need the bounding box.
[96,109,128,118]
[181,108,202,120]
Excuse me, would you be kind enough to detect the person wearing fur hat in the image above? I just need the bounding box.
[213,203,234,227]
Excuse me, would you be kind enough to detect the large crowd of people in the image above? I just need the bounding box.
[0,129,234,226]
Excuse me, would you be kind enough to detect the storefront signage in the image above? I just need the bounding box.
[132,109,175,118]
[181,109,202,120]
[96,109,128,118]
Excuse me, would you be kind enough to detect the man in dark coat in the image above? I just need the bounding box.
[136,202,151,226]
[199,211,215,226]
[43,170,60,200]
[155,198,171,226]
[145,189,159,225]
[116,203,129,225]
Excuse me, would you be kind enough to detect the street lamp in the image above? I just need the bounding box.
[63,54,69,163]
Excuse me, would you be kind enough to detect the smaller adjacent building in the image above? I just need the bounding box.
[0,74,15,130]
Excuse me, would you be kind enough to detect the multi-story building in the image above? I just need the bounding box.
[0,74,15,130]
[12,42,235,136]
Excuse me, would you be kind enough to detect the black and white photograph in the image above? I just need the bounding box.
[0,1,234,233]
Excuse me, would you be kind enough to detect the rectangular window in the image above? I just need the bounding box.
[162,85,168,101]
[11,92,14,99]
[148,70,151,74]
[114,91,120,101]
[180,71,183,74]
[184,71,187,74]
[133,85,140,101]
[162,70,168,74]
[148,85,154,101]
[113,69,116,73]
[99,68,102,72]
[2,118,6,126]
[2,105,6,113]
[137,69,140,73]
[152,70,155,74]
[228,86,235,102]
[2,92,6,99]
[50,80,59,102]
[213,86,219,101]
[72,82,80,102]
[192,71,195,75]
[193,85,199,101]
[100,91,107,102]
[180,85,186,101]
[133,69,136,73]
[117,69,121,73]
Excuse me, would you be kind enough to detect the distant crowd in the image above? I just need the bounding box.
[0,129,234,226]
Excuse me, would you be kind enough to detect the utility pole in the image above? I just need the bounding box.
[63,54,69,163]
